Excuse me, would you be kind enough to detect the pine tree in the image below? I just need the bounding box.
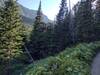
[74,0,94,42]
[29,1,47,60]
[0,0,25,69]
[0,0,26,74]
[44,23,56,56]
[56,0,67,25]
[73,2,80,42]
[95,0,100,40]
[54,0,69,51]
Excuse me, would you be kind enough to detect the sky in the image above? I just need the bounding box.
[18,0,80,20]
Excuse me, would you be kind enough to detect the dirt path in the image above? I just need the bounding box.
[91,53,100,75]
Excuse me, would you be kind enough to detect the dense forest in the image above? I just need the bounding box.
[0,0,100,75]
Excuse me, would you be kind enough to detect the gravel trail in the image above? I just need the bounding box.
[91,53,100,75]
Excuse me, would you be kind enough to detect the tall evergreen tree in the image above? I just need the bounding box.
[74,0,94,42]
[73,2,80,42]
[29,1,57,60]
[54,0,69,51]
[0,0,25,74]
[29,1,47,60]
[95,0,100,40]
[56,0,67,25]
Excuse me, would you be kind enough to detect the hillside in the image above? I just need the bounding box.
[0,1,52,25]
[18,4,52,25]
[11,41,100,75]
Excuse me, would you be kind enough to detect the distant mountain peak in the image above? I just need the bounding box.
[0,0,52,25]
[18,3,52,25]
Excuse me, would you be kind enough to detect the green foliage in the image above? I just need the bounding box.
[0,0,100,75]
[0,0,25,62]
[94,0,100,40]
[29,23,56,59]
[0,0,27,75]
[54,0,70,51]
[21,57,54,75]
[56,0,67,24]
[74,0,95,42]
[23,42,100,75]
[28,1,56,60]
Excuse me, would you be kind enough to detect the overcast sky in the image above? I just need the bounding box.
[18,0,80,20]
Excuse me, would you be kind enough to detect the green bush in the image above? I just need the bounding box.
[22,42,100,75]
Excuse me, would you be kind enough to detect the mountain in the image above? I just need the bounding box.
[18,4,52,25]
[0,1,52,25]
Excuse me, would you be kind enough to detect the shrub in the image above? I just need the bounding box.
[22,42,100,75]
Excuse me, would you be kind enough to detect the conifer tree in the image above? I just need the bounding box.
[0,0,25,63]
[73,2,80,42]
[44,24,56,56]
[29,1,56,60]
[74,0,94,42]
[95,0,100,40]
[56,0,67,25]
[0,0,26,75]
[29,1,48,60]
[54,0,69,51]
